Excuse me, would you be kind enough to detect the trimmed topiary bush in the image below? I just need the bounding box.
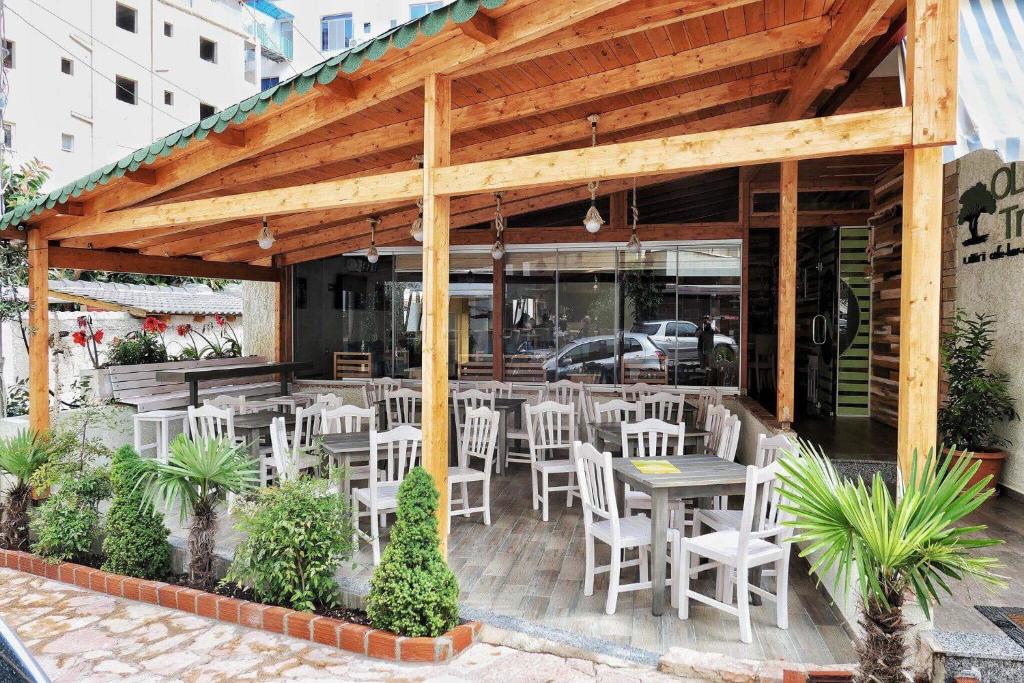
[225,478,355,612]
[102,446,172,580]
[366,467,459,637]
[30,466,111,563]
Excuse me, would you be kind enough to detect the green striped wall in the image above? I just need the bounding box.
[837,227,871,416]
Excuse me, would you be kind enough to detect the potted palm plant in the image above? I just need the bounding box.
[779,443,1005,683]
[938,311,1018,491]
[138,435,258,586]
[0,430,53,550]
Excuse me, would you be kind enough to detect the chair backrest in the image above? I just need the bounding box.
[269,416,295,483]
[693,387,719,427]
[525,400,576,461]
[293,405,322,452]
[385,388,422,427]
[621,418,684,458]
[714,414,741,462]
[621,382,659,403]
[755,433,795,467]
[459,406,500,471]
[453,388,495,442]
[457,354,494,380]
[322,404,375,434]
[368,377,401,405]
[546,379,582,407]
[573,441,618,533]
[737,460,790,551]
[316,392,345,409]
[370,425,423,492]
[476,380,512,398]
[639,391,686,423]
[704,404,731,452]
[205,394,246,413]
[593,399,639,424]
[188,404,235,442]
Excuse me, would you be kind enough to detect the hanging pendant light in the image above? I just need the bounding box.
[491,192,506,261]
[366,216,380,264]
[257,216,274,250]
[410,198,424,242]
[582,114,605,234]
[627,178,642,256]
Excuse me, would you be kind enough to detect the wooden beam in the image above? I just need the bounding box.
[776,161,797,425]
[774,0,896,121]
[125,169,158,185]
[422,73,451,554]
[55,203,86,216]
[905,0,959,145]
[457,12,498,44]
[207,128,247,148]
[817,10,907,117]
[748,212,875,228]
[433,107,912,197]
[36,0,634,235]
[45,291,147,317]
[0,228,26,241]
[609,191,628,231]
[48,247,282,282]
[27,229,49,434]
[739,167,752,393]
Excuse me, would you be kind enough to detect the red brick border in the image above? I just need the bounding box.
[0,548,478,663]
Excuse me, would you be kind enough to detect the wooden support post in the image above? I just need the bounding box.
[273,257,293,363]
[739,168,752,393]
[776,161,797,425]
[609,191,628,231]
[492,247,505,381]
[422,74,452,553]
[26,229,49,434]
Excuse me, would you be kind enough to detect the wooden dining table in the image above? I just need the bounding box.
[591,422,710,454]
[610,454,749,616]
[233,410,295,463]
[155,361,311,407]
[320,431,372,496]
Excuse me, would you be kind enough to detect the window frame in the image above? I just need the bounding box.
[199,102,217,119]
[114,75,138,105]
[60,133,74,153]
[163,21,174,37]
[2,40,14,69]
[320,13,353,51]
[409,2,444,19]
[198,37,218,64]
[2,122,14,150]
[60,57,73,75]
[115,3,138,33]
[163,90,174,106]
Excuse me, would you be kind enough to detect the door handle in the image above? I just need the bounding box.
[812,314,827,345]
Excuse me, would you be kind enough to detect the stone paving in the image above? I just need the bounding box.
[0,568,692,682]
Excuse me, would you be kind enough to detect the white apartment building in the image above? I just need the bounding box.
[3,0,451,191]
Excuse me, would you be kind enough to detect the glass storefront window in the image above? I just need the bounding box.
[676,245,742,387]
[618,249,674,384]
[503,251,557,381]
[556,250,617,383]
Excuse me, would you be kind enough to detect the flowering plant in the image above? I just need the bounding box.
[175,317,241,360]
[72,316,105,369]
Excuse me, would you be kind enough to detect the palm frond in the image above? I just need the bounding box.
[0,430,53,485]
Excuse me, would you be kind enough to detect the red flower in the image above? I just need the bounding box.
[76,315,88,328]
[92,330,104,344]
[143,316,167,334]
[214,314,226,327]
[176,324,191,337]
[71,331,87,346]
[157,319,167,333]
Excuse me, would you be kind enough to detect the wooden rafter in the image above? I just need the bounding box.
[48,247,283,282]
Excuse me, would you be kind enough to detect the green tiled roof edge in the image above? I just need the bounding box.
[1,0,507,230]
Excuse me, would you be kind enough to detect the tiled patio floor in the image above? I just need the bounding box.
[170,465,857,666]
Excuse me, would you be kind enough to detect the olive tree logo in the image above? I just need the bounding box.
[958,181,997,246]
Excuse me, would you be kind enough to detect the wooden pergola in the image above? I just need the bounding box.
[3,0,954,546]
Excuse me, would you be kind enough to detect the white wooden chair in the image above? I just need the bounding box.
[370,377,401,405]
[321,404,375,496]
[621,382,660,403]
[351,425,423,564]
[476,380,513,398]
[269,416,321,483]
[639,391,687,423]
[292,405,323,453]
[452,389,495,454]
[188,404,235,443]
[574,441,679,615]
[546,379,582,409]
[505,386,545,467]
[525,400,578,522]
[693,387,720,428]
[676,461,792,643]
[621,419,685,517]
[703,404,732,454]
[315,392,346,409]
[384,388,422,427]
[587,399,639,443]
[448,406,500,533]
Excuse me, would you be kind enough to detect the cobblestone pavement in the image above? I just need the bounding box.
[0,568,689,682]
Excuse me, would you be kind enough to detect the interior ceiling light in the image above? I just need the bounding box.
[366,216,380,264]
[491,192,506,261]
[583,113,604,234]
[627,178,642,256]
[257,216,274,250]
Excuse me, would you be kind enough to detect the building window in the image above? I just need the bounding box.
[390,19,398,28]
[321,14,352,51]
[409,2,443,19]
[260,76,280,91]
[363,22,372,34]
[61,133,74,152]
[115,3,137,33]
[163,21,173,37]
[199,102,216,119]
[2,122,13,149]
[60,57,73,75]
[244,42,256,84]
[2,40,13,69]
[199,37,217,63]
[163,90,174,105]
[115,75,137,104]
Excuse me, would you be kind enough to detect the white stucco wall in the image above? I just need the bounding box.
[241,281,279,362]
[953,149,1024,497]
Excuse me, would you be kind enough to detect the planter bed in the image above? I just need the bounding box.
[0,548,479,664]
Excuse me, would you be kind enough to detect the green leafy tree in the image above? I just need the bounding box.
[0,430,54,549]
[30,466,111,563]
[225,478,354,611]
[779,443,1005,683]
[938,311,1018,452]
[366,467,460,637]
[958,182,997,245]
[102,446,172,580]
[138,435,258,586]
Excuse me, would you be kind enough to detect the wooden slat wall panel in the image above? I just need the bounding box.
[868,164,903,427]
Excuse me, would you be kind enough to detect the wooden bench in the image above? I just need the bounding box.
[333,352,372,380]
[504,354,546,382]
[621,359,668,384]
[458,354,494,380]
[108,356,279,412]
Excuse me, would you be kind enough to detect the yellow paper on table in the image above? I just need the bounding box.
[632,460,680,475]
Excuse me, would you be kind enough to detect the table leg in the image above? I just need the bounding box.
[280,372,289,396]
[650,488,669,616]
[189,381,199,407]
[497,409,507,475]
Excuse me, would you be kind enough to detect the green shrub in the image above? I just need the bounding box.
[366,468,459,637]
[225,478,354,612]
[101,446,172,580]
[30,467,111,563]
[107,330,168,366]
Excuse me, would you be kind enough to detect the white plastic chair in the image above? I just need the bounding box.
[574,441,679,615]
[452,389,495,454]
[621,419,685,517]
[676,461,792,643]
[448,406,500,533]
[587,399,640,443]
[188,404,235,443]
[351,425,423,564]
[525,400,578,522]
[639,391,687,423]
[384,388,422,427]
[269,416,321,483]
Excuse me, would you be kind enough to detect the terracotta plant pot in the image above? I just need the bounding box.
[951,448,1006,493]
[782,671,854,683]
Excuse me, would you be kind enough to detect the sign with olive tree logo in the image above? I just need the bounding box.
[960,161,1024,265]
